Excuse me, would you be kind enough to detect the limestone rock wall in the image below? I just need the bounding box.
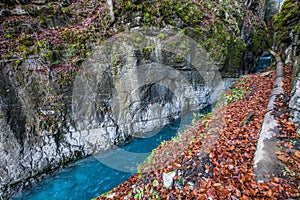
[272,0,300,133]
[0,29,223,199]
[0,0,272,198]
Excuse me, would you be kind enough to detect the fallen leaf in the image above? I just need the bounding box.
[274,151,282,155]
[273,177,280,183]
[277,155,288,162]
[295,151,300,158]
[213,183,222,187]
[235,189,241,197]
[197,194,206,200]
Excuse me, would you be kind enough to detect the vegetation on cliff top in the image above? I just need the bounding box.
[0,0,273,136]
[0,0,283,197]
[0,0,270,74]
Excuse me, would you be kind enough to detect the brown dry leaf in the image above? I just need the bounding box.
[277,155,288,163]
[235,189,241,197]
[228,165,234,170]
[213,183,222,187]
[264,174,271,179]
[207,188,215,196]
[241,195,250,200]
[96,70,300,199]
[206,180,212,189]
[249,189,257,196]
[273,177,280,183]
[264,189,273,197]
[197,194,206,200]
[229,145,235,151]
[274,151,282,155]
[294,151,300,158]
[284,149,291,153]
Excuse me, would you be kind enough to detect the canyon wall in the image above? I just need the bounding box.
[0,0,272,198]
[272,0,300,133]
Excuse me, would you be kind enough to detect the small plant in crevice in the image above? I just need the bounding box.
[132,183,160,200]
[142,45,153,58]
[290,140,297,146]
[66,44,77,58]
[137,149,156,174]
[226,87,247,103]
[226,77,251,104]
[171,133,180,143]
[146,150,155,164]
[160,140,167,146]
[236,77,248,85]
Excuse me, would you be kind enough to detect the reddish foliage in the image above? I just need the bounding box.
[95,68,300,199]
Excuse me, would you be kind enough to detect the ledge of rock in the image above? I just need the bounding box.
[253,51,284,182]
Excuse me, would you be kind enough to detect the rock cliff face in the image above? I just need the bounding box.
[0,0,272,198]
[0,28,224,198]
[272,0,300,133]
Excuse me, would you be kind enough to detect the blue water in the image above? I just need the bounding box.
[12,106,211,200]
[255,55,272,73]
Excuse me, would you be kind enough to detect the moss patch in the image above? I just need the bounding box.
[272,0,299,47]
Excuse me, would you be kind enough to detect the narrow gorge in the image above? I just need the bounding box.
[0,0,299,199]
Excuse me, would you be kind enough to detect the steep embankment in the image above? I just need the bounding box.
[97,67,300,199]
[0,0,273,198]
[95,1,300,198]
[272,0,300,134]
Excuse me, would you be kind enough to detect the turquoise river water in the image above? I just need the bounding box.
[12,106,211,200]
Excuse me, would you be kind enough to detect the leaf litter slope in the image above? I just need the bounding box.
[96,68,300,199]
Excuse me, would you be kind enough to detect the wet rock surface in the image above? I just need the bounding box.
[0,30,218,198]
[0,0,281,198]
[272,0,300,133]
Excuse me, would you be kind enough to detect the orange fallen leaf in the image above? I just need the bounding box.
[295,151,300,158]
[229,145,235,151]
[274,151,282,155]
[284,149,291,153]
[277,155,288,162]
[206,180,212,189]
[249,189,257,196]
[264,189,273,197]
[235,189,241,197]
[213,183,222,187]
[197,194,206,200]
[273,177,280,183]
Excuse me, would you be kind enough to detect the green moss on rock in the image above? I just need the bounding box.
[272,0,299,46]
[0,0,270,78]
[19,34,35,46]
[252,26,271,54]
